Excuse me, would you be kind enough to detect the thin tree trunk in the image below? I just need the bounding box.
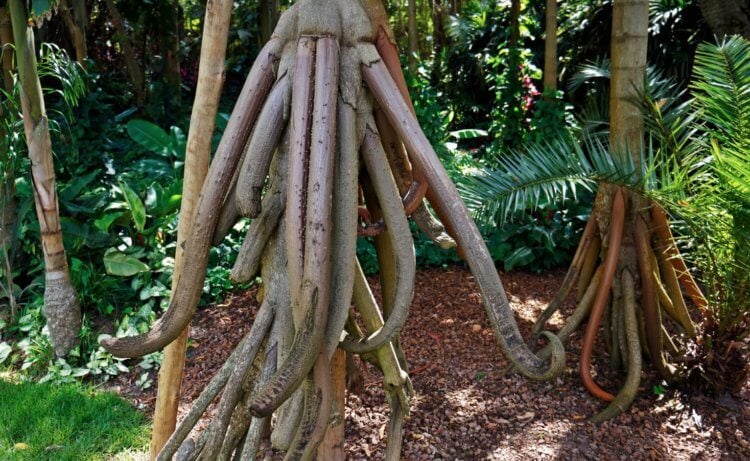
[259,0,280,44]
[0,8,13,90]
[543,0,557,92]
[1,7,18,319]
[408,0,417,74]
[610,0,648,156]
[103,0,146,106]
[697,0,750,40]
[59,0,87,63]
[161,0,182,112]
[9,0,81,356]
[149,0,234,457]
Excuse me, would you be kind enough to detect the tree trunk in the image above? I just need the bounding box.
[160,0,182,115]
[407,0,417,74]
[0,7,13,91]
[149,0,234,457]
[543,0,557,92]
[59,0,87,63]
[697,0,750,40]
[610,0,647,157]
[1,7,18,319]
[103,0,146,106]
[259,0,280,44]
[9,0,81,356]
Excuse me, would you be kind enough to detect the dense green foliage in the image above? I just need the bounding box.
[0,380,149,460]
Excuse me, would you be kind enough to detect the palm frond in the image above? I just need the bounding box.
[459,135,645,226]
[691,36,750,199]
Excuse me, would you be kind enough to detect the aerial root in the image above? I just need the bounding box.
[322,98,360,358]
[363,41,565,380]
[340,118,415,354]
[580,187,625,402]
[651,205,707,313]
[589,269,642,423]
[230,149,287,283]
[235,70,292,218]
[577,232,602,301]
[156,302,275,461]
[101,39,281,358]
[635,215,674,381]
[531,216,599,342]
[284,353,333,461]
[249,35,339,417]
[351,257,412,396]
[654,229,697,338]
[285,35,316,301]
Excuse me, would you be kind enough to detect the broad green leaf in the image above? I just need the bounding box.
[103,249,150,277]
[503,247,534,272]
[94,213,123,232]
[59,170,99,202]
[127,119,171,155]
[0,342,11,364]
[119,180,146,232]
[449,129,489,140]
[170,126,186,159]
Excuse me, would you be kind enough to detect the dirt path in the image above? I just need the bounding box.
[113,267,749,460]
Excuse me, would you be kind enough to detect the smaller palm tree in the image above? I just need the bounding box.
[461,36,750,420]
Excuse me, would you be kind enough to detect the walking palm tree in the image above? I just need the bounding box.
[461,35,750,419]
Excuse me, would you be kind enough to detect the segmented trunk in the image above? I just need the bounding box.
[9,0,81,356]
[59,0,87,63]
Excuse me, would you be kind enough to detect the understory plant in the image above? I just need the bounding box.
[460,36,750,395]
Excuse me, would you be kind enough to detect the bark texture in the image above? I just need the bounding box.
[149,0,236,458]
[9,0,81,356]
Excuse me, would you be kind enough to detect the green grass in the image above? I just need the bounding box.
[0,379,150,460]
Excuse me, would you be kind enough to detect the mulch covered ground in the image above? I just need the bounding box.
[112,267,749,460]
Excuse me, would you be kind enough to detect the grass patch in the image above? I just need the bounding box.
[0,379,149,460]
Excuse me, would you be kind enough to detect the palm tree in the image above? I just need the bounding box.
[462,33,750,421]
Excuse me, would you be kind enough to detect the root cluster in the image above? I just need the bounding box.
[530,186,707,422]
[100,0,566,457]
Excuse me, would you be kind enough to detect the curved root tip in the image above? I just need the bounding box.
[517,331,566,381]
[539,331,567,380]
[99,313,188,358]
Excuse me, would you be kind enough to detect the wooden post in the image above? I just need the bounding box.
[317,348,346,460]
[149,0,234,458]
